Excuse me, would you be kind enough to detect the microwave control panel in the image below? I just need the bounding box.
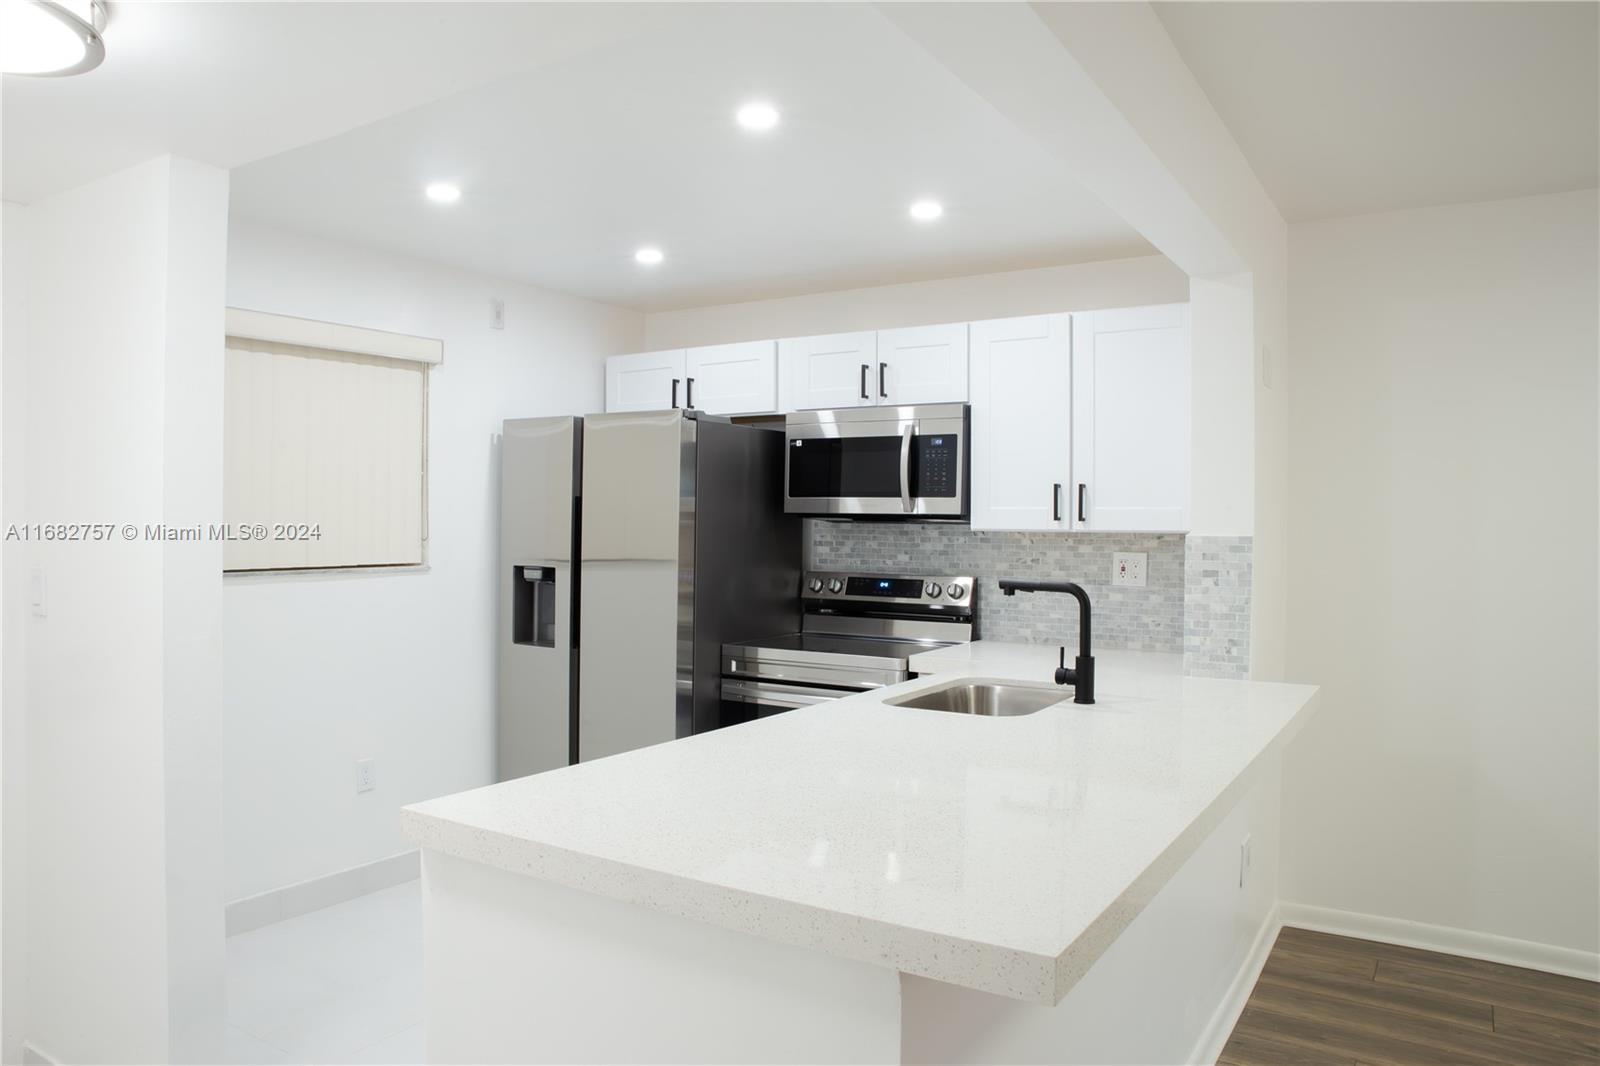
[917,434,959,498]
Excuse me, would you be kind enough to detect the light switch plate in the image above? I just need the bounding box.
[28,566,45,618]
[1112,552,1147,587]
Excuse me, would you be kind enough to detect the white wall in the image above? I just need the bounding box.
[640,255,1186,349]
[1188,273,1256,538]
[1281,189,1599,959]
[8,156,229,1064]
[1,199,30,1066]
[222,220,643,902]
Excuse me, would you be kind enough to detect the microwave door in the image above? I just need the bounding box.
[786,435,905,513]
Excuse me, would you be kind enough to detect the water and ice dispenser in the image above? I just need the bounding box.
[512,565,557,648]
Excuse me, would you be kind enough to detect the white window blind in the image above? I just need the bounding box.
[224,311,437,572]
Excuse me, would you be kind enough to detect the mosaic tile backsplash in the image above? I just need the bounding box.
[806,521,1186,652]
[1183,535,1253,679]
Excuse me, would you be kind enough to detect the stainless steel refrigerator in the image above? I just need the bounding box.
[497,409,800,780]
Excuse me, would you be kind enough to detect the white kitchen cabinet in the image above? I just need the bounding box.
[781,325,967,412]
[968,313,1073,531]
[685,340,777,416]
[606,342,779,415]
[875,323,968,405]
[780,332,878,411]
[1071,304,1190,532]
[605,349,686,413]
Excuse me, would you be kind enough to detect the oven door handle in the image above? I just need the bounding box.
[721,679,841,709]
[899,423,914,513]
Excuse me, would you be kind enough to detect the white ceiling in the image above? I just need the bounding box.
[17,4,1583,313]
[225,3,1151,311]
[1155,1,1600,222]
[1,2,683,204]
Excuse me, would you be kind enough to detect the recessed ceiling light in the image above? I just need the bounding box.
[425,182,461,204]
[735,101,780,132]
[0,0,106,77]
[635,247,665,266]
[909,200,944,222]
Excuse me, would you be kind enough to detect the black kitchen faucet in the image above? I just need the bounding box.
[997,579,1095,704]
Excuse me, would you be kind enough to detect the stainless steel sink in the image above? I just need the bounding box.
[884,677,1070,717]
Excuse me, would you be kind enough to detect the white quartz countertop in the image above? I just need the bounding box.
[402,641,1318,1005]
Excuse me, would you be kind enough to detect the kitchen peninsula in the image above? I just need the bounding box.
[403,646,1318,1064]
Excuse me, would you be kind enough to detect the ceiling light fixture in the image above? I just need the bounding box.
[0,0,107,77]
[634,247,665,266]
[735,101,780,132]
[425,182,462,204]
[909,199,944,222]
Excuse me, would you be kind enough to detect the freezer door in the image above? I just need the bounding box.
[579,410,692,762]
[497,416,580,781]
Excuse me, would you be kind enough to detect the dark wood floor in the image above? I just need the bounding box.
[1219,926,1600,1066]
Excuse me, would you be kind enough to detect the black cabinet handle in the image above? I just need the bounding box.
[670,378,680,409]
[1077,483,1087,523]
[879,361,888,399]
[686,377,694,409]
[1052,483,1063,522]
[860,364,869,400]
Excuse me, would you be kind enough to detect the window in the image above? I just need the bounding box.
[223,309,440,572]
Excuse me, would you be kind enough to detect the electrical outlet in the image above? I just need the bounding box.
[1239,835,1252,888]
[489,298,505,330]
[355,758,376,793]
[1112,552,1147,587]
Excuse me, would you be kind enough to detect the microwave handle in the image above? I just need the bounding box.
[900,423,914,513]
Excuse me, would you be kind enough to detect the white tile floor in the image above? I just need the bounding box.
[226,881,424,1064]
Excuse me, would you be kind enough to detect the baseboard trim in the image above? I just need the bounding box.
[1189,905,1281,1066]
[226,849,419,936]
[1277,902,1600,982]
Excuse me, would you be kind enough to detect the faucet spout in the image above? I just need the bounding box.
[997,579,1095,704]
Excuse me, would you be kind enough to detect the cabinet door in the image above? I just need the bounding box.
[1071,305,1190,532]
[780,332,878,411]
[969,314,1072,531]
[605,349,686,413]
[685,340,777,416]
[877,323,969,405]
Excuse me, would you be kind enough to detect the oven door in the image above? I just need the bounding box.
[785,403,967,517]
[720,678,846,718]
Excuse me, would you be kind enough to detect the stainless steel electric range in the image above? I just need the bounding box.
[720,571,975,717]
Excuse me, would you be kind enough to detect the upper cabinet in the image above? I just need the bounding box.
[874,323,969,406]
[604,308,1188,534]
[604,341,777,416]
[970,305,1190,533]
[969,314,1073,531]
[1071,305,1190,532]
[782,324,968,411]
[685,341,777,416]
[605,349,686,413]
[780,332,879,411]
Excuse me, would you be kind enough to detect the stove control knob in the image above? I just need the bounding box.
[946,583,967,600]
[827,578,844,594]
[807,577,824,594]
[924,582,943,599]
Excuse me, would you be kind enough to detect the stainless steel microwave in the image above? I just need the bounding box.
[784,404,969,518]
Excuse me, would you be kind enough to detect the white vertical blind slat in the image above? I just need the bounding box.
[224,337,426,571]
